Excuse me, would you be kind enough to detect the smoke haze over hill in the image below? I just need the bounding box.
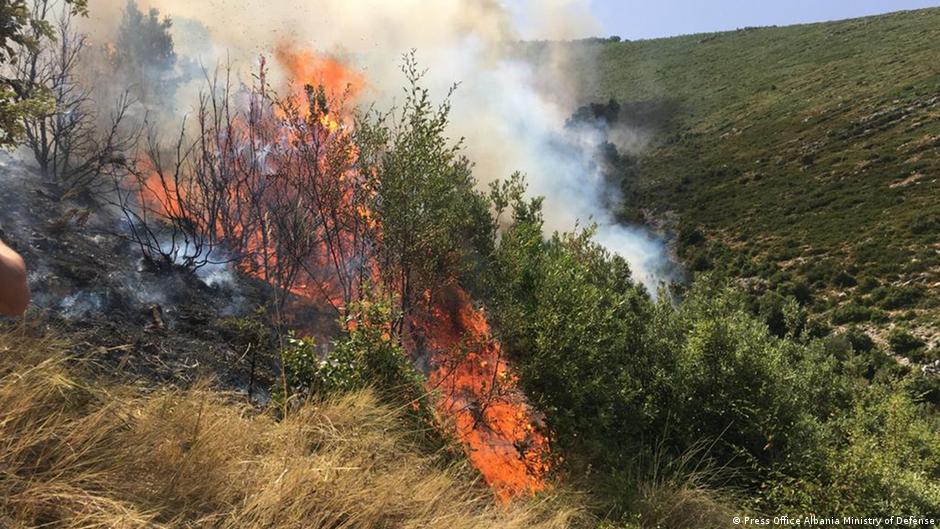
[80,0,672,292]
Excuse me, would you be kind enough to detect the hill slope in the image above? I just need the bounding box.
[571,8,940,353]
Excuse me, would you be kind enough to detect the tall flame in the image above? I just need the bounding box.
[416,285,551,501]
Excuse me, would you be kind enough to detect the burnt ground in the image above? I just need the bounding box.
[0,152,287,402]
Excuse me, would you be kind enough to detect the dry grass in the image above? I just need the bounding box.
[631,442,738,529]
[0,327,581,528]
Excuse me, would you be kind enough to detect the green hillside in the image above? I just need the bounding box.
[573,8,940,355]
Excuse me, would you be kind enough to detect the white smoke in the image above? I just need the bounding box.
[82,0,672,294]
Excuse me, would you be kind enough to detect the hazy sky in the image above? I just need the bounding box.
[587,0,940,40]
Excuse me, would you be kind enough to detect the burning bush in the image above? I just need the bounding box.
[112,51,553,501]
[115,58,373,311]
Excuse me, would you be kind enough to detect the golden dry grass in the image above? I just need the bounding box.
[0,327,581,529]
[631,443,737,529]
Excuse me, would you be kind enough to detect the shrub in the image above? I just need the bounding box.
[856,275,880,293]
[844,327,875,353]
[279,333,360,401]
[887,329,926,356]
[278,293,426,412]
[877,285,925,310]
[910,376,940,406]
[677,225,706,252]
[690,250,712,271]
[909,213,940,235]
[765,387,940,513]
[485,188,940,516]
[778,278,812,305]
[831,270,857,288]
[830,303,874,324]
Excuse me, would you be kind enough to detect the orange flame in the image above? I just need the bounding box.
[415,285,551,501]
[275,43,365,103]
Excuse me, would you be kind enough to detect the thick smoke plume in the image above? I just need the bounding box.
[83,0,672,293]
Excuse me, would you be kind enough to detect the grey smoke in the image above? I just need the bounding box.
[81,0,672,294]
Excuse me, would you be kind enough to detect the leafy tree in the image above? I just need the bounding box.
[369,52,493,327]
[115,0,176,106]
[0,0,86,148]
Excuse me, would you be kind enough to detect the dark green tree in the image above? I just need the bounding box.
[115,0,176,106]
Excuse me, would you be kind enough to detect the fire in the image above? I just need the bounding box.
[274,44,365,103]
[130,45,551,502]
[417,285,551,501]
[138,162,183,218]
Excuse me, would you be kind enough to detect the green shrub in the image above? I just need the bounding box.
[843,327,875,353]
[907,348,936,364]
[830,303,874,324]
[831,270,857,288]
[856,275,880,294]
[910,375,940,406]
[887,329,926,356]
[481,176,940,520]
[778,278,813,305]
[277,293,427,413]
[278,334,361,401]
[878,285,925,310]
[909,214,940,235]
[766,387,940,513]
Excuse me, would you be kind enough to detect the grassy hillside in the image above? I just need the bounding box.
[572,8,940,355]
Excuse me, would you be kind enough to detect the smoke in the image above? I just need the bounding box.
[81,0,672,294]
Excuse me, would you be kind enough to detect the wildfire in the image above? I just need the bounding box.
[130,45,551,502]
[274,43,365,104]
[417,285,551,501]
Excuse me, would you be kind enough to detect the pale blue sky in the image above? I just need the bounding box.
[588,0,940,40]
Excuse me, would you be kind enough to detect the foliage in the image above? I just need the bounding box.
[0,0,87,148]
[115,0,177,106]
[887,328,926,356]
[764,386,940,514]
[370,52,494,321]
[842,326,875,354]
[278,290,428,413]
[482,187,940,518]
[830,302,879,325]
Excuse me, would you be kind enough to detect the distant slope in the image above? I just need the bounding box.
[569,8,940,351]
